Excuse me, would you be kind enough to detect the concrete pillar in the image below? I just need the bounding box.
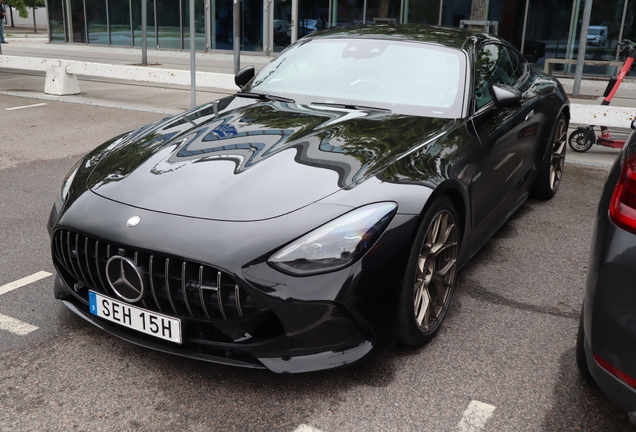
[44,64,80,95]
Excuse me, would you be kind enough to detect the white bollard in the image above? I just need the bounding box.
[44,64,80,95]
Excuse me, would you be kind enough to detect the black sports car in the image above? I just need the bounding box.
[49,25,570,373]
[577,120,636,424]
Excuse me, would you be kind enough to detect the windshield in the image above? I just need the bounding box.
[588,28,602,35]
[243,38,466,118]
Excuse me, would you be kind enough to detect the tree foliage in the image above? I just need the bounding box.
[5,0,45,19]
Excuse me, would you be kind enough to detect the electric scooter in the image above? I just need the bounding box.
[567,39,636,152]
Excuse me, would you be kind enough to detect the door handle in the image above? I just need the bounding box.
[525,110,535,122]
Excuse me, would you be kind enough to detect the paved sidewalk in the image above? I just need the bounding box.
[3,24,47,36]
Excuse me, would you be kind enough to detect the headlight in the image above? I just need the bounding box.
[268,202,398,276]
[56,158,83,210]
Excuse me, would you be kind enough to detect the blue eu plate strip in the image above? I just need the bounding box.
[89,291,98,315]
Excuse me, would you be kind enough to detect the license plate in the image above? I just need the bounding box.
[88,291,182,344]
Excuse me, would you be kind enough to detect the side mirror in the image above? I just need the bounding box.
[491,84,522,109]
[235,66,255,89]
[631,118,636,130]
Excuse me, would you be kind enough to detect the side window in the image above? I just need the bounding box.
[474,44,518,110]
[505,47,527,81]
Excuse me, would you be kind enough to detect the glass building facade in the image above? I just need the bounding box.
[46,0,636,76]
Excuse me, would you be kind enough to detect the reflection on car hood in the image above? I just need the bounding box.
[87,97,455,221]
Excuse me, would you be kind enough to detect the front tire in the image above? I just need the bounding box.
[396,196,459,345]
[533,114,568,200]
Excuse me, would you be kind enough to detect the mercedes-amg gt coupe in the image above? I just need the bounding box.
[49,25,570,373]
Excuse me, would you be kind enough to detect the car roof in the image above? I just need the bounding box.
[304,24,499,51]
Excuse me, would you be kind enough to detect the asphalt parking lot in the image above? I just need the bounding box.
[1,90,635,431]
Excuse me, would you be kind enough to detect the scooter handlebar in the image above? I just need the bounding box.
[617,40,636,56]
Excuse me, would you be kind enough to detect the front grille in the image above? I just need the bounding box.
[52,229,256,322]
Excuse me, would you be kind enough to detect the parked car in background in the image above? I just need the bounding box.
[588,26,608,46]
[273,19,291,46]
[49,25,569,373]
[577,120,636,424]
[298,18,326,38]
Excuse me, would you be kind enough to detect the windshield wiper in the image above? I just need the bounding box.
[237,91,295,103]
[310,102,391,113]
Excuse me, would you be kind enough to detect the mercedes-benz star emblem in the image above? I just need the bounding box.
[127,216,141,227]
[105,256,145,303]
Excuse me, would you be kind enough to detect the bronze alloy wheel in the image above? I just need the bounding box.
[549,116,568,192]
[397,196,460,345]
[413,208,459,333]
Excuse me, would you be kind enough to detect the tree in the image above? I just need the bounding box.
[468,0,488,31]
[5,0,45,33]
[378,0,390,19]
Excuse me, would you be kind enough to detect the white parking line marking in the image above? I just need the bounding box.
[0,271,52,296]
[456,400,496,432]
[5,102,48,111]
[293,425,324,432]
[0,313,39,335]
[0,272,52,336]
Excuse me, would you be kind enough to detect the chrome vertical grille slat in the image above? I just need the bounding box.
[84,238,98,290]
[52,229,256,322]
[148,255,162,311]
[66,232,79,278]
[133,251,148,308]
[58,231,71,273]
[74,234,88,285]
[199,266,210,319]
[217,271,227,320]
[94,241,108,292]
[165,258,178,314]
[104,244,113,296]
[182,261,193,316]
[235,284,243,317]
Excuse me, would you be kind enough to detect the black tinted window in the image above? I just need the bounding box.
[505,47,527,81]
[474,44,518,110]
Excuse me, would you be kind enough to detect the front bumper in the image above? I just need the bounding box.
[50,190,415,373]
[55,273,373,373]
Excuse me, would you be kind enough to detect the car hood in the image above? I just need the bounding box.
[86,97,455,221]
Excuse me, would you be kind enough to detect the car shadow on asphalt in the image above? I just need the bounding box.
[45,305,401,430]
[541,347,635,431]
